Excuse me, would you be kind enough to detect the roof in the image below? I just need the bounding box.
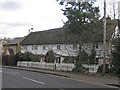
[5,37,25,46]
[20,28,79,45]
[21,19,119,45]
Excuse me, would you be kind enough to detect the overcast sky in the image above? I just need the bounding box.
[0,0,119,38]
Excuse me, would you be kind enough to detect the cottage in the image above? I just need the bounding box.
[20,28,79,63]
[3,37,25,55]
[20,19,119,65]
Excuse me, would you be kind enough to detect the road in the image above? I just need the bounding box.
[2,68,114,88]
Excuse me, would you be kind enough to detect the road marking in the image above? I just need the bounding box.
[22,76,45,85]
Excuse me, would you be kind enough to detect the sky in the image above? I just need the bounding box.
[0,0,119,39]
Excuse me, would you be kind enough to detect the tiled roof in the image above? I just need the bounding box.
[7,37,25,45]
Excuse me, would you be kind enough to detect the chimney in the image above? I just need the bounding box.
[28,29,31,34]
[28,27,34,34]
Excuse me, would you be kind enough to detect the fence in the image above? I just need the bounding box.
[17,61,99,73]
[83,64,99,73]
[17,61,75,71]
[2,55,17,66]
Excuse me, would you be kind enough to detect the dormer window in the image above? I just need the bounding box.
[57,45,61,50]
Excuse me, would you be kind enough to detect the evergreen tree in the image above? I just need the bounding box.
[112,38,120,77]
[57,0,100,62]
[88,49,96,64]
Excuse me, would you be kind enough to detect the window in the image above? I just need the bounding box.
[56,57,61,63]
[32,45,34,50]
[23,45,27,50]
[25,45,27,50]
[73,45,77,49]
[14,46,17,50]
[73,57,77,63]
[57,45,61,50]
[34,45,38,50]
[43,46,46,50]
[32,45,38,50]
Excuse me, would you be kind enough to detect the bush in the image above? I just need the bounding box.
[97,64,110,73]
[112,38,120,77]
[16,52,39,62]
[63,57,74,63]
[73,61,87,72]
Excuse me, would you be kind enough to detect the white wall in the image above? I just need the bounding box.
[21,44,79,57]
[21,42,111,59]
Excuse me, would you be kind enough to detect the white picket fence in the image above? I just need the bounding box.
[83,64,99,73]
[17,61,99,73]
[17,61,75,71]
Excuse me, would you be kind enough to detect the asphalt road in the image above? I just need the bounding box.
[2,68,113,88]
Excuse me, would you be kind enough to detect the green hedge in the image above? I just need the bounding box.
[16,52,39,62]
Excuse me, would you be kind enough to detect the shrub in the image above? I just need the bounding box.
[63,57,74,63]
[73,61,87,72]
[112,38,120,77]
[16,52,39,62]
[97,64,110,73]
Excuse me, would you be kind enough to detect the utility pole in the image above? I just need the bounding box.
[103,0,106,75]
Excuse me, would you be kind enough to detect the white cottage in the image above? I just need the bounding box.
[20,28,79,63]
[20,19,119,65]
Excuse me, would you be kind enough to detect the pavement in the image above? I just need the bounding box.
[2,66,119,88]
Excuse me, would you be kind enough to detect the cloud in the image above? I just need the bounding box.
[0,22,32,27]
[0,0,22,10]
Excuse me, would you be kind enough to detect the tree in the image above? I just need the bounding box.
[112,38,120,77]
[88,49,96,64]
[57,0,100,62]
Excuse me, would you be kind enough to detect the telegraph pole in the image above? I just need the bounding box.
[103,0,106,75]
